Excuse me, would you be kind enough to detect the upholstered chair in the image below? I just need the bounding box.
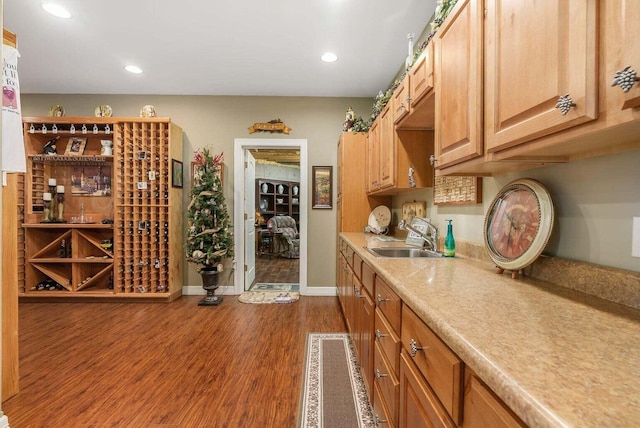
[266,215,300,259]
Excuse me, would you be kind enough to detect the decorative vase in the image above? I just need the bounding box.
[293,185,299,196]
[277,184,284,194]
[198,267,222,306]
[261,183,268,193]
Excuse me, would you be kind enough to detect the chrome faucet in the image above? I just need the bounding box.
[398,218,438,252]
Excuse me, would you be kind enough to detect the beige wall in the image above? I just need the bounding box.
[393,149,640,272]
[21,94,373,288]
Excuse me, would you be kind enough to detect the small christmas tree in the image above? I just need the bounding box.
[185,148,233,269]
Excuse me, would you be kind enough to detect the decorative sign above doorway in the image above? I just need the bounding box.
[248,119,291,135]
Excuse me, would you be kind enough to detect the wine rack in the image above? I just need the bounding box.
[21,117,183,300]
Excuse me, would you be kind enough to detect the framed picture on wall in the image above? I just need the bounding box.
[65,137,87,156]
[171,159,183,188]
[312,166,332,209]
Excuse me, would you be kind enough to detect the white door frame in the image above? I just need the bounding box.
[233,138,308,296]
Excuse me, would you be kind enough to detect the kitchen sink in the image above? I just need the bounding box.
[365,247,443,258]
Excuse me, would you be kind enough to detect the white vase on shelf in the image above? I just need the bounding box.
[261,183,268,193]
[277,184,284,194]
[293,185,299,196]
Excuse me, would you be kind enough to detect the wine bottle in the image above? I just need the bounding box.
[60,239,67,258]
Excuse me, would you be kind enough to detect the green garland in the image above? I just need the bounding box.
[352,0,459,133]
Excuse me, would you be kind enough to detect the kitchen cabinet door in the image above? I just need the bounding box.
[367,121,381,192]
[484,0,598,153]
[434,0,484,169]
[378,106,395,189]
[606,0,640,112]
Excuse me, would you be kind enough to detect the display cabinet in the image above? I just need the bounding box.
[256,178,300,224]
[20,117,183,300]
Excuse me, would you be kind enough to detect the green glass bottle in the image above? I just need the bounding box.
[444,219,455,257]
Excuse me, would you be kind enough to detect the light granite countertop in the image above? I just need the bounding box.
[340,232,640,428]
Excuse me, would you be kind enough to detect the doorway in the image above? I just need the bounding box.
[233,139,308,296]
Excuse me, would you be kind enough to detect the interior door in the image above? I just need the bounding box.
[244,150,256,289]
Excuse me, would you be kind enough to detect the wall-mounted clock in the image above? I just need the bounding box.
[483,178,554,274]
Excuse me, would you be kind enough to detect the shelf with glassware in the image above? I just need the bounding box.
[20,117,183,300]
[256,179,300,225]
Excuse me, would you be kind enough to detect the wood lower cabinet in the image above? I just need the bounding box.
[399,351,456,428]
[21,117,183,300]
[463,369,526,428]
[434,0,484,170]
[402,305,463,425]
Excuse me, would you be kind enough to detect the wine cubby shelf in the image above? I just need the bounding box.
[21,117,183,301]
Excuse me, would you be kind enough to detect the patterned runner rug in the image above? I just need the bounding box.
[299,333,374,427]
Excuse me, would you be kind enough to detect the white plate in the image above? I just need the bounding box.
[367,205,391,234]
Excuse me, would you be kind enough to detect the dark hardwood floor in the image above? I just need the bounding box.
[3,295,346,427]
[252,256,299,286]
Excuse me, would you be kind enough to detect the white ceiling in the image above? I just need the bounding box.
[4,0,437,97]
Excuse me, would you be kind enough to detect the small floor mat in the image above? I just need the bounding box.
[250,283,299,292]
[238,291,300,304]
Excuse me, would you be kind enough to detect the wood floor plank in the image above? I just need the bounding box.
[3,295,346,427]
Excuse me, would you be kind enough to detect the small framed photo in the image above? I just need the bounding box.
[312,166,333,209]
[65,137,87,156]
[171,159,183,188]
[137,151,147,160]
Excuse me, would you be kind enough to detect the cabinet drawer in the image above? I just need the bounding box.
[352,252,363,281]
[374,341,399,427]
[463,369,525,428]
[399,351,455,428]
[373,382,396,428]
[375,276,401,333]
[361,261,375,296]
[375,308,401,376]
[344,245,354,267]
[401,306,462,425]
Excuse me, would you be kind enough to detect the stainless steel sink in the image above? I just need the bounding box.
[365,247,443,258]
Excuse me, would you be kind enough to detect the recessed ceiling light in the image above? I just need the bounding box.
[42,3,71,19]
[124,65,143,74]
[321,52,338,63]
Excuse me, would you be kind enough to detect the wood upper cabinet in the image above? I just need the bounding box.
[398,43,436,131]
[393,77,411,124]
[605,0,640,113]
[410,43,435,109]
[379,106,395,189]
[434,0,484,170]
[366,120,381,192]
[484,0,598,153]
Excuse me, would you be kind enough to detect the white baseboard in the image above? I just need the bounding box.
[182,285,236,296]
[182,285,337,297]
[301,286,337,296]
[0,413,10,428]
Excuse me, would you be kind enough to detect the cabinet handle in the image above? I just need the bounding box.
[429,155,437,166]
[375,415,388,426]
[612,65,640,93]
[375,369,388,379]
[376,294,389,304]
[555,94,576,115]
[396,102,406,112]
[375,329,388,340]
[406,95,411,104]
[409,338,424,357]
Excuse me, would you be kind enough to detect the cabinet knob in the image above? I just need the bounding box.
[375,369,388,379]
[396,102,407,113]
[429,154,437,166]
[555,94,576,115]
[376,294,389,304]
[409,338,424,357]
[612,65,640,93]
[375,329,388,340]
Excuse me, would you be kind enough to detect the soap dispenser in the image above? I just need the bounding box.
[444,219,455,257]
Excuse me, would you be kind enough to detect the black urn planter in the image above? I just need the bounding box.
[198,267,223,306]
